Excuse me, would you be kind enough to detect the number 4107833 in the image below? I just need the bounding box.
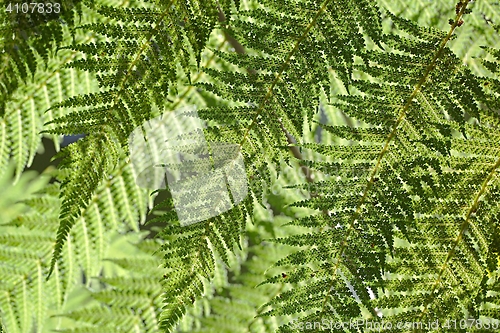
[5,2,61,14]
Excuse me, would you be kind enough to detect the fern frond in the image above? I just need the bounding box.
[45,0,234,137]
[377,0,500,70]
[0,0,80,116]
[53,238,164,333]
[47,131,122,277]
[0,177,69,333]
[172,197,308,333]
[42,0,237,279]
[3,0,499,331]
[155,194,250,331]
[254,0,500,331]
[0,3,99,180]
[1,159,152,332]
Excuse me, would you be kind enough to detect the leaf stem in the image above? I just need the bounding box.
[318,0,474,321]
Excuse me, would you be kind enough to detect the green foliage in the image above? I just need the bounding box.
[51,237,165,332]
[0,157,152,331]
[0,0,102,182]
[0,0,83,115]
[1,0,500,332]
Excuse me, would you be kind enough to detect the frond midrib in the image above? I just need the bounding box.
[315,0,487,321]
